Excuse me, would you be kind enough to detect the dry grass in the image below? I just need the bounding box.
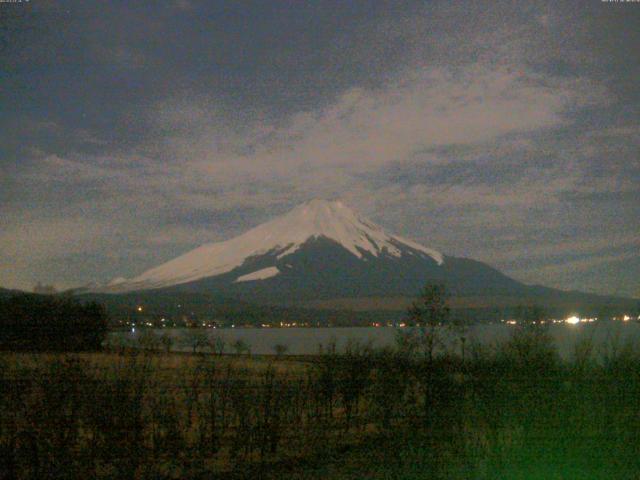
[2,335,640,479]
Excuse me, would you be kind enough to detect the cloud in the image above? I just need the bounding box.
[1,56,618,289]
[169,63,603,183]
[0,216,111,262]
[1,1,638,297]
[513,250,640,298]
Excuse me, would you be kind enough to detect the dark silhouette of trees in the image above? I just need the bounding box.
[0,293,108,351]
[398,284,451,361]
[232,339,251,356]
[272,343,289,359]
[182,330,209,354]
[160,332,174,353]
[503,304,557,370]
[209,335,226,355]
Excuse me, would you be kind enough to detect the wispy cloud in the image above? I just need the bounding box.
[1,1,638,296]
[169,64,603,179]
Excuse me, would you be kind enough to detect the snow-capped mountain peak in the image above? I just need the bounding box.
[100,199,443,292]
[273,199,443,262]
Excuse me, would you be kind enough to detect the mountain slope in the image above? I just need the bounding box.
[93,200,636,315]
[100,199,443,294]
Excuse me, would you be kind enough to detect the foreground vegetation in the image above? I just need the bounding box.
[1,324,640,479]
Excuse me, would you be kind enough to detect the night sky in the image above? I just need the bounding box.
[1,0,639,297]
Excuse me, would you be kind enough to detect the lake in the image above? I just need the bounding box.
[110,321,640,359]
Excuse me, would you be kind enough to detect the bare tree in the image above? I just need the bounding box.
[232,339,250,357]
[160,333,174,354]
[138,329,160,352]
[398,284,451,362]
[209,335,226,356]
[272,343,289,359]
[183,330,209,354]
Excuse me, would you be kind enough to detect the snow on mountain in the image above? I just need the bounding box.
[100,199,443,292]
[234,266,281,283]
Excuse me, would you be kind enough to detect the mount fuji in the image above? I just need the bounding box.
[101,199,445,294]
[90,199,633,315]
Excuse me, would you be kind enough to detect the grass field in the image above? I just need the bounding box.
[2,328,640,479]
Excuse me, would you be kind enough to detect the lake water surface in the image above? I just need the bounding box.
[111,321,640,359]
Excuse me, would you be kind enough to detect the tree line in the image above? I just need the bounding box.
[0,293,108,351]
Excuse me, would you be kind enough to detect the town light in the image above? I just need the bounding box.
[566,316,580,325]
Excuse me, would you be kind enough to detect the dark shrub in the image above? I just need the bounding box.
[0,294,108,352]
